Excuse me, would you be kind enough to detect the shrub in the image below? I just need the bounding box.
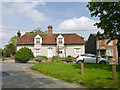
[52,56,58,61]
[60,57,67,61]
[101,54,107,58]
[66,55,73,63]
[15,47,34,62]
[34,56,48,62]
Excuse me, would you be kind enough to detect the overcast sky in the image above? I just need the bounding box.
[0,1,101,48]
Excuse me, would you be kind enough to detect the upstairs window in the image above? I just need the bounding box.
[36,38,40,44]
[58,38,63,44]
[74,48,81,54]
[107,40,113,45]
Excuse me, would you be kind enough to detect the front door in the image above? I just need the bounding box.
[48,48,53,58]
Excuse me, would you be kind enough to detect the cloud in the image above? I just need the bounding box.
[57,16,100,31]
[3,2,48,22]
[56,16,100,40]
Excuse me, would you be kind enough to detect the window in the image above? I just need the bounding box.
[107,50,113,56]
[74,48,81,54]
[58,38,63,44]
[36,38,40,44]
[107,40,113,45]
[35,49,40,55]
[59,49,63,54]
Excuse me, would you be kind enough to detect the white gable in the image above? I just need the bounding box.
[34,34,42,44]
[57,34,64,44]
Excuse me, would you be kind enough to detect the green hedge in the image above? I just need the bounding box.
[34,56,48,62]
[52,56,76,62]
[15,47,34,62]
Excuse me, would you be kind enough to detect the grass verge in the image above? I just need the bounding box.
[30,62,118,88]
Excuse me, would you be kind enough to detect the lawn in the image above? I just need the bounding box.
[30,62,118,88]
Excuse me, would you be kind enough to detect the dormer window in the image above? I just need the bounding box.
[57,35,64,44]
[58,38,63,44]
[34,34,42,44]
[36,38,40,43]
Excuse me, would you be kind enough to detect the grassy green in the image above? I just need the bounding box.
[30,62,118,88]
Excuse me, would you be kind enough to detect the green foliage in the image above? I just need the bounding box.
[60,57,76,62]
[34,56,48,62]
[31,63,118,88]
[15,47,34,62]
[101,54,107,58]
[4,43,16,57]
[87,2,120,61]
[52,56,58,62]
[66,56,73,63]
[26,27,48,34]
[8,36,17,45]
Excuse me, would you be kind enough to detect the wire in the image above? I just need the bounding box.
[0,27,100,31]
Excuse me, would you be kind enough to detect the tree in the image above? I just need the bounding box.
[8,36,17,46]
[87,2,120,63]
[4,43,16,56]
[26,27,48,34]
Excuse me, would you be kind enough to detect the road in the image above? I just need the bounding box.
[2,62,84,88]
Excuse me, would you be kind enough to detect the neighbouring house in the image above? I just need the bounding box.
[16,25,85,58]
[85,34,118,60]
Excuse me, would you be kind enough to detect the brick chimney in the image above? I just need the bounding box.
[17,30,21,38]
[48,25,53,34]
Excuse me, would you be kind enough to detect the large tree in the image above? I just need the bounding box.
[26,27,48,34]
[8,35,17,45]
[87,2,120,63]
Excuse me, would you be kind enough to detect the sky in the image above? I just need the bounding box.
[0,1,101,48]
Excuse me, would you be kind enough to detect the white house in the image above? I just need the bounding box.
[17,25,85,58]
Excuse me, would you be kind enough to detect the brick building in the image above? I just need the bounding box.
[86,34,118,60]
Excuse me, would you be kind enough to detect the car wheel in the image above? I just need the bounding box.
[100,61,106,64]
[77,60,83,63]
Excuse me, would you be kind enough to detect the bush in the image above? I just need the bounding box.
[15,47,34,62]
[101,54,107,58]
[52,56,58,62]
[66,55,73,63]
[34,56,48,62]
[60,57,67,61]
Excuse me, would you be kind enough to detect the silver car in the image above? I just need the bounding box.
[76,54,109,64]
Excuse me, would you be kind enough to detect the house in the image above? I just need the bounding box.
[85,34,118,60]
[16,25,85,58]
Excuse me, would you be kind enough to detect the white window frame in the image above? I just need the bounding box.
[34,48,40,55]
[57,35,64,44]
[58,38,63,44]
[36,38,41,44]
[107,50,113,56]
[74,48,81,54]
[59,49,64,55]
[107,39,113,45]
[34,34,42,44]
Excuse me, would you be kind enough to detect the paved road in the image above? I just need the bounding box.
[2,62,84,88]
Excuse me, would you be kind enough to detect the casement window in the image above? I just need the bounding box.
[107,39,113,45]
[74,48,81,54]
[36,38,40,44]
[59,49,64,55]
[58,38,63,44]
[35,49,40,55]
[107,50,113,56]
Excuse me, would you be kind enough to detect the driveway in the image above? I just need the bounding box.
[2,62,85,88]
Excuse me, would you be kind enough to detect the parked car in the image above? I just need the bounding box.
[76,53,109,64]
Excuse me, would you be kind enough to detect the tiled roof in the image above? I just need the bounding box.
[17,33,84,45]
